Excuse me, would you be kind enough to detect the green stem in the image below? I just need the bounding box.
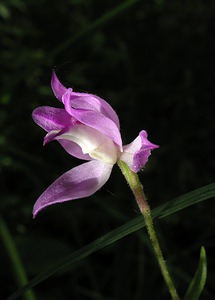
[118,160,180,300]
[0,214,36,300]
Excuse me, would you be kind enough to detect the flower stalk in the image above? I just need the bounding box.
[118,160,180,300]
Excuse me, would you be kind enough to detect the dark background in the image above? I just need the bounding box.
[1,0,215,299]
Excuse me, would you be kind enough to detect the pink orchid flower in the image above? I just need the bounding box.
[32,72,158,217]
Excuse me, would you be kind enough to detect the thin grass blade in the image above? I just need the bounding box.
[183,247,207,300]
[5,183,215,300]
[50,0,140,58]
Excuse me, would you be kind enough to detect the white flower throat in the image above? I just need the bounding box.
[57,124,119,164]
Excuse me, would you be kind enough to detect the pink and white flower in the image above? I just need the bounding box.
[32,72,158,217]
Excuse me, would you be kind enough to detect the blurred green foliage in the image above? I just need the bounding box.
[0,0,215,299]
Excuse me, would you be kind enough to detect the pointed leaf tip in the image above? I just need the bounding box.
[183,246,207,300]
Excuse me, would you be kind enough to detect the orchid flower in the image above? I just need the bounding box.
[32,72,158,217]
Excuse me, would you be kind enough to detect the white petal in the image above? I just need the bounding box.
[56,124,119,164]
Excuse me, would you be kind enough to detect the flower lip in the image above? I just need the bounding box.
[120,130,159,173]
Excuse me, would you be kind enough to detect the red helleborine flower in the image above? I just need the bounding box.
[32,71,158,218]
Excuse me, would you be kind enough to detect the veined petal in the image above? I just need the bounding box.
[120,130,159,172]
[52,72,120,128]
[62,92,122,151]
[70,92,120,128]
[51,71,67,101]
[32,106,72,132]
[33,160,113,217]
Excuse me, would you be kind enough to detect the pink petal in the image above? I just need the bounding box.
[62,91,122,150]
[51,71,67,101]
[72,110,122,151]
[51,72,120,128]
[33,160,113,217]
[33,106,89,160]
[59,140,91,160]
[32,106,72,132]
[120,130,159,172]
[44,129,91,160]
[70,92,120,128]
[54,124,118,164]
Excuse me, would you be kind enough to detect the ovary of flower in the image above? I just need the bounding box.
[52,124,119,164]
